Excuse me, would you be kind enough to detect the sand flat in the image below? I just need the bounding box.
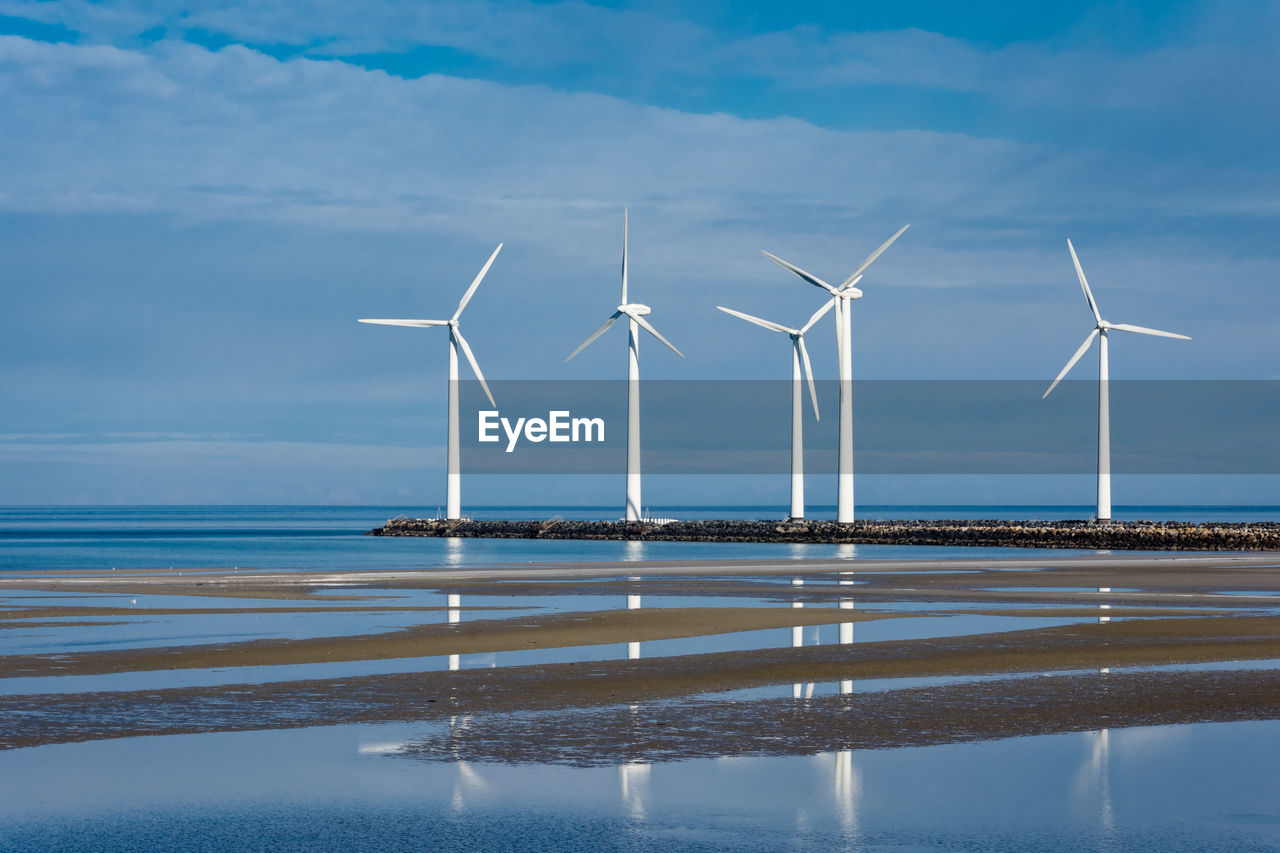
[0,606,900,678]
[3,552,1279,757]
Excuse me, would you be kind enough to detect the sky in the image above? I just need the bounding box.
[0,0,1276,507]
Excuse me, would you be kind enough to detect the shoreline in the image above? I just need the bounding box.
[369,517,1280,550]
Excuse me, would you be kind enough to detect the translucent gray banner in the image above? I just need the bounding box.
[451,380,1280,474]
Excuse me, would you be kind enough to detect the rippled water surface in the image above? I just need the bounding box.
[3,720,1279,852]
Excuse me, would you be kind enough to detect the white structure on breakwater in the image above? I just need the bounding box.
[359,244,502,521]
[350,224,1201,526]
[1042,240,1190,522]
[565,211,684,522]
[761,226,909,523]
[716,302,831,520]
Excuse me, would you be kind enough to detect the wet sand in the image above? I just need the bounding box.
[0,606,902,678]
[5,617,1280,751]
[401,667,1280,765]
[3,553,1280,758]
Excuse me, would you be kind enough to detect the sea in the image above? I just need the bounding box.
[2,504,1277,573]
[5,504,1280,851]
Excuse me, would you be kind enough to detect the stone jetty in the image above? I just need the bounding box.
[369,517,1280,551]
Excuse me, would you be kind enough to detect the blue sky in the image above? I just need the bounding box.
[0,0,1276,506]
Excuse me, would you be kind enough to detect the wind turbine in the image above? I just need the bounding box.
[716,301,833,520]
[762,225,910,523]
[359,244,501,521]
[565,211,683,522]
[1042,239,1190,522]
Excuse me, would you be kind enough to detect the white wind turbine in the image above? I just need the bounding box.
[359,244,501,521]
[565,211,683,522]
[762,225,909,523]
[1042,239,1190,522]
[716,301,833,520]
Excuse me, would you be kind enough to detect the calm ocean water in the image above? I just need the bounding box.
[1,504,1276,573]
[4,721,1280,852]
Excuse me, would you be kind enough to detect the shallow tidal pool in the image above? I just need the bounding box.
[3,718,1279,852]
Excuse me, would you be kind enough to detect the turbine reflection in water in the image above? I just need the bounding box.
[619,761,650,821]
[839,597,855,695]
[784,579,860,698]
[791,579,814,700]
[1073,728,1115,836]
[618,663,651,823]
[447,593,461,671]
[446,714,486,816]
[831,749,861,838]
[627,591,642,660]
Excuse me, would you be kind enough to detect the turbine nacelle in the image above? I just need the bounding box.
[564,213,683,363]
[840,275,864,300]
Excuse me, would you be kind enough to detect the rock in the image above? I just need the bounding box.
[365,517,1280,550]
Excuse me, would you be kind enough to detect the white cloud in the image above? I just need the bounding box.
[0,14,1277,502]
[0,33,1274,360]
[0,34,1250,249]
[7,0,1278,126]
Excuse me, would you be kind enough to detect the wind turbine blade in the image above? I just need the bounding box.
[633,313,684,358]
[453,244,503,321]
[1042,328,1099,399]
[358,318,449,327]
[1107,323,1191,340]
[716,305,792,333]
[621,209,628,305]
[800,298,835,334]
[761,250,838,294]
[1067,239,1103,325]
[564,312,621,362]
[840,224,909,289]
[453,329,495,406]
[797,336,819,420]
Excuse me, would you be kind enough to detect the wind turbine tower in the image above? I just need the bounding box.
[717,302,832,520]
[762,226,909,523]
[359,244,501,521]
[1042,240,1190,522]
[566,211,684,521]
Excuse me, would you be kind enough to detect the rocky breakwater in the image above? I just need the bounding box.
[368,518,1280,550]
